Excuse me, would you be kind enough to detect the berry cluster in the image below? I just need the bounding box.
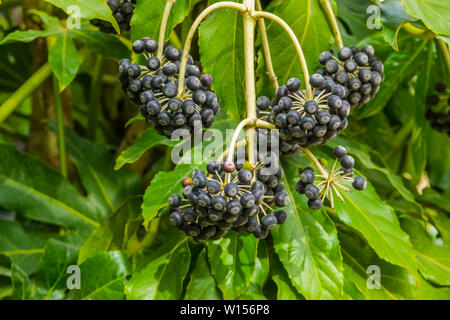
[426,81,449,136]
[257,77,349,148]
[311,45,385,109]
[90,0,136,33]
[168,154,289,242]
[119,37,219,138]
[295,146,367,210]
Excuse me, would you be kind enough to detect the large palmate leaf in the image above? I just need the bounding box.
[257,0,335,96]
[401,0,450,35]
[207,233,258,300]
[184,249,221,300]
[126,238,190,300]
[33,240,78,300]
[401,216,450,286]
[271,155,343,300]
[0,145,100,231]
[46,0,120,33]
[357,40,428,119]
[71,251,131,300]
[62,125,141,220]
[131,0,190,42]
[115,127,177,170]
[0,220,57,275]
[199,1,245,123]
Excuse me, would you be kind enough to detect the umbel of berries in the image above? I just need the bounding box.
[311,45,385,109]
[257,76,350,148]
[118,37,220,138]
[295,145,367,210]
[91,0,136,34]
[168,153,289,242]
[426,81,449,136]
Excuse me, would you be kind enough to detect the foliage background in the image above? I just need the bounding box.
[0,0,449,300]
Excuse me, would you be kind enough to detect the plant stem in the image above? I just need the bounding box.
[217,139,247,162]
[255,119,275,129]
[437,38,450,75]
[177,1,245,96]
[243,0,257,165]
[320,0,343,49]
[252,11,312,99]
[302,147,328,178]
[0,62,51,125]
[87,54,104,140]
[255,0,278,91]
[226,117,255,163]
[53,76,67,178]
[157,0,176,59]
[403,22,435,41]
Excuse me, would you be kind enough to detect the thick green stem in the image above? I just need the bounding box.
[157,0,176,59]
[302,148,328,178]
[437,38,450,75]
[320,0,343,49]
[0,63,52,124]
[87,55,104,140]
[403,22,435,41]
[53,76,67,178]
[226,118,255,163]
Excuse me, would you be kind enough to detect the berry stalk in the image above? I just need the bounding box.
[177,1,246,97]
[302,147,328,178]
[252,11,313,100]
[157,0,176,59]
[226,117,255,164]
[320,0,344,49]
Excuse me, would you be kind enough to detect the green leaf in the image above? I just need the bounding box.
[49,31,81,90]
[78,197,140,264]
[0,220,55,275]
[357,40,428,119]
[272,255,304,300]
[71,251,130,300]
[401,216,450,286]
[333,170,418,276]
[70,29,130,61]
[199,3,244,123]
[62,125,141,220]
[271,155,344,300]
[0,145,100,231]
[425,127,450,190]
[184,249,220,300]
[33,239,78,300]
[46,0,120,33]
[125,239,190,300]
[0,29,60,45]
[131,0,190,42]
[237,241,269,300]
[115,127,177,170]
[10,263,31,300]
[142,164,195,228]
[401,0,450,35]
[257,0,335,96]
[207,233,258,300]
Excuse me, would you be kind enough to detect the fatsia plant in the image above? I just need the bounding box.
[0,0,449,301]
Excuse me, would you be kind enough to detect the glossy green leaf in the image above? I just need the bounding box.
[0,145,100,231]
[126,239,190,300]
[0,29,60,45]
[199,3,244,123]
[131,0,190,42]
[184,249,220,300]
[271,155,344,300]
[33,240,78,300]
[401,0,450,35]
[71,251,131,300]
[271,254,304,300]
[46,0,120,33]
[207,233,258,300]
[115,127,177,170]
[49,32,81,90]
[10,263,31,300]
[401,216,450,286]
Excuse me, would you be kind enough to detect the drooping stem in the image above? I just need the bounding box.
[403,22,435,41]
[255,119,275,130]
[177,2,245,96]
[226,117,255,163]
[437,38,450,75]
[53,76,67,178]
[157,0,176,59]
[320,0,343,49]
[302,147,328,178]
[217,139,247,162]
[255,0,278,91]
[0,62,52,125]
[252,11,312,99]
[243,0,257,165]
